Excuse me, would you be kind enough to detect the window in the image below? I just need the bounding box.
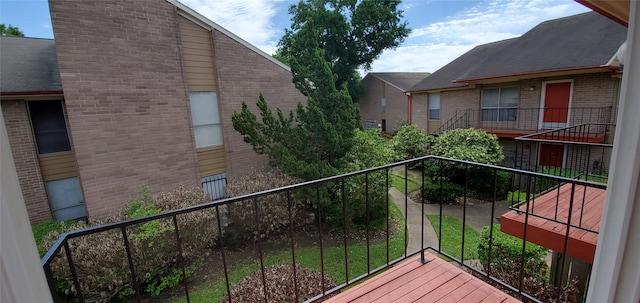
[482,87,518,122]
[189,92,223,148]
[28,101,71,154]
[381,97,386,108]
[429,93,440,120]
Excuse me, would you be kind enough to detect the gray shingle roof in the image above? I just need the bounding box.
[410,12,627,92]
[366,72,431,91]
[1,37,62,93]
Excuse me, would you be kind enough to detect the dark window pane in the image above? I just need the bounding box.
[429,109,440,120]
[28,101,71,154]
[482,109,498,121]
[499,108,518,121]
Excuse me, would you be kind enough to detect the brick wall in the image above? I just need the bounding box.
[440,88,481,128]
[49,0,199,219]
[359,75,383,129]
[212,29,304,178]
[383,82,409,133]
[1,100,52,224]
[411,93,429,132]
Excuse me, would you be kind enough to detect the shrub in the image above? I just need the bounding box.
[32,220,72,257]
[225,167,303,240]
[477,224,548,282]
[390,124,432,161]
[430,128,504,165]
[43,185,217,302]
[422,181,464,204]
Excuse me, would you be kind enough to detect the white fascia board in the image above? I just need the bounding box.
[166,0,291,72]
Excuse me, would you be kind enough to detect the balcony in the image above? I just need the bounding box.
[435,107,613,137]
[41,157,605,303]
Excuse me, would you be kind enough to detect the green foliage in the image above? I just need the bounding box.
[32,220,72,257]
[426,129,510,201]
[43,186,218,302]
[390,124,433,161]
[422,182,464,204]
[0,24,24,37]
[427,215,480,260]
[277,0,410,100]
[431,128,504,164]
[477,224,548,281]
[508,190,529,203]
[342,129,396,168]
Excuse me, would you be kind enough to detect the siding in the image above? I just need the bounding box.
[178,14,227,177]
[196,146,226,177]
[38,151,78,181]
[177,15,217,92]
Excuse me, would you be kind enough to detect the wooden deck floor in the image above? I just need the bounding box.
[500,183,606,264]
[323,254,520,303]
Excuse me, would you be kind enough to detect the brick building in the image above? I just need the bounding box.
[0,0,304,224]
[359,72,429,133]
[407,12,626,169]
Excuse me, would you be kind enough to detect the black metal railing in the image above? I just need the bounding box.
[41,156,606,303]
[433,110,471,134]
[201,174,227,201]
[437,106,613,134]
[512,123,614,180]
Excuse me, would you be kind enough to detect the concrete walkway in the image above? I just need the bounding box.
[389,181,511,254]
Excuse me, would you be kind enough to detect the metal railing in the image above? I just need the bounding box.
[436,106,613,134]
[512,123,614,180]
[201,174,227,201]
[41,156,606,303]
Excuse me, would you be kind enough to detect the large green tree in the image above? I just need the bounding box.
[0,24,24,37]
[232,20,360,181]
[276,0,410,100]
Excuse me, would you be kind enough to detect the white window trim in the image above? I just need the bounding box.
[481,87,518,122]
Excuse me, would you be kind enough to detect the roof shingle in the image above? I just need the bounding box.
[1,37,62,93]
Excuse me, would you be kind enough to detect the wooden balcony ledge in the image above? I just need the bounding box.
[323,253,520,303]
[501,183,606,264]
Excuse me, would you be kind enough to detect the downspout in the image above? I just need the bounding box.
[405,92,412,124]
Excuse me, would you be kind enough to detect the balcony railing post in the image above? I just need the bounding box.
[365,172,371,275]
[286,190,300,302]
[215,206,232,303]
[172,215,190,303]
[120,226,141,303]
[420,159,427,263]
[316,183,326,294]
[63,241,84,303]
[252,198,268,301]
[385,167,390,265]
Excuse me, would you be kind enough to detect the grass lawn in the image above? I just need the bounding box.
[389,172,422,194]
[32,220,70,257]
[172,200,406,303]
[427,215,480,261]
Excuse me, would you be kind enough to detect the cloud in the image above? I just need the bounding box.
[179,0,284,55]
[368,0,590,73]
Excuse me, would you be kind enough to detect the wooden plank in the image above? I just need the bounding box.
[38,152,78,181]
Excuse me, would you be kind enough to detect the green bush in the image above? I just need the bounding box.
[390,124,432,161]
[43,186,218,302]
[477,224,548,282]
[430,128,504,165]
[422,181,464,204]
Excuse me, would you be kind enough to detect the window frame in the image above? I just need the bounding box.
[189,91,223,148]
[481,87,519,122]
[428,92,440,120]
[27,100,72,155]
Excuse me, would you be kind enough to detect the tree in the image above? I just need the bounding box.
[232,20,360,181]
[0,24,24,37]
[277,0,410,100]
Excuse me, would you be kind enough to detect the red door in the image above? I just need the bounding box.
[542,82,571,128]
[539,144,564,167]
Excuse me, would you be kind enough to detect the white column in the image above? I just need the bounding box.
[587,2,640,302]
[0,112,53,302]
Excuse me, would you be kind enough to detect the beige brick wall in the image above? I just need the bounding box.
[212,29,304,179]
[411,93,428,132]
[359,75,383,129]
[1,100,52,224]
[359,77,409,133]
[440,88,481,128]
[50,0,200,219]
